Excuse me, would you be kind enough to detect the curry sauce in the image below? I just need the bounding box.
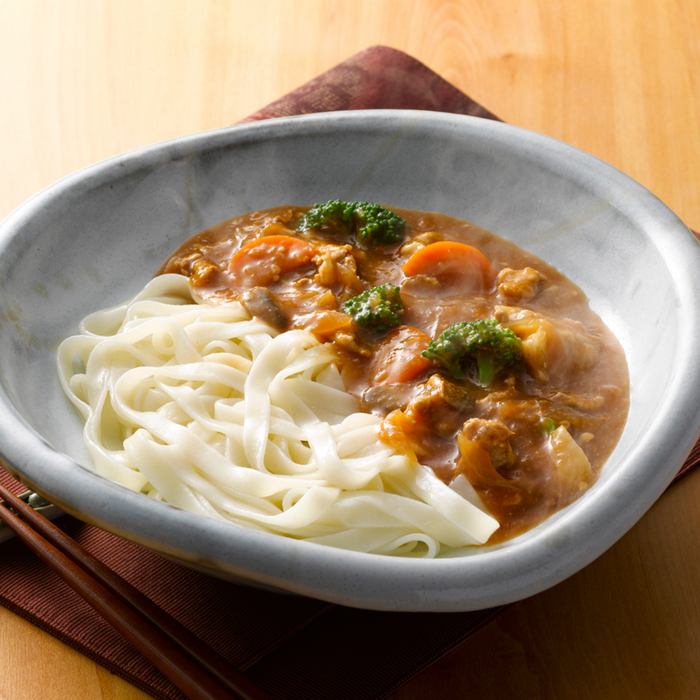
[158,205,629,543]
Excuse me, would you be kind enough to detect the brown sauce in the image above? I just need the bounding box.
[158,205,630,543]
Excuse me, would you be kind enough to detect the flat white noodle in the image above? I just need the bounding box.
[57,274,499,557]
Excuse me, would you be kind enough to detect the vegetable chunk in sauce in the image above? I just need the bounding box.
[158,204,630,543]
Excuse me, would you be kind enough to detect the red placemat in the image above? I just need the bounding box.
[1,46,699,700]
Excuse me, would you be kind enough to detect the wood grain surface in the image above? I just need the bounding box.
[1,1,700,698]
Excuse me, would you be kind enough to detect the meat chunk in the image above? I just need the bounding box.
[460,418,516,471]
[332,330,373,357]
[405,374,475,435]
[190,257,220,286]
[497,267,542,302]
[399,231,442,258]
[494,305,600,382]
[313,244,363,301]
[400,274,441,295]
[477,389,546,428]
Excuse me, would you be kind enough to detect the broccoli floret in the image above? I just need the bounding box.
[353,202,406,245]
[298,200,356,236]
[343,284,404,333]
[298,200,406,245]
[423,319,524,386]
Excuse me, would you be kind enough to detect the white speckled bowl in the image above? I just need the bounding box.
[1,111,700,611]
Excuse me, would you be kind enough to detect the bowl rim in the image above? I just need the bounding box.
[1,109,700,611]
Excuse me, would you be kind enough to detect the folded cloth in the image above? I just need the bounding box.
[1,45,698,700]
[239,45,500,123]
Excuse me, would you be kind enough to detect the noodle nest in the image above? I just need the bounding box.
[57,274,498,557]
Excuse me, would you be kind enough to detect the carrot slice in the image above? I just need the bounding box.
[227,235,317,288]
[401,241,496,289]
[369,326,432,385]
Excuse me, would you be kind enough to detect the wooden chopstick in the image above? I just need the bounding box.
[0,482,273,700]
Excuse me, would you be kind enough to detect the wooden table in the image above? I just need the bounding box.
[1,1,700,697]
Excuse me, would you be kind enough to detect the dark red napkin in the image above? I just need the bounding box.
[239,45,500,123]
[1,46,699,700]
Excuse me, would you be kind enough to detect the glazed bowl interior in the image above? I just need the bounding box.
[1,110,699,611]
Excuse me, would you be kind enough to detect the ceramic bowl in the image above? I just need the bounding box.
[1,111,699,611]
